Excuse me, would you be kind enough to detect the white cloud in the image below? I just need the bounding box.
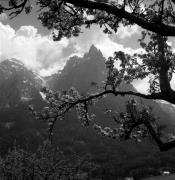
[72,25,143,59]
[132,78,150,94]
[0,23,69,75]
[116,24,140,39]
[170,74,175,91]
[16,26,38,37]
[70,25,149,94]
[0,22,143,77]
[0,13,8,22]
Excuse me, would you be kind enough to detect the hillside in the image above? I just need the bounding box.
[45,45,175,179]
[0,58,46,154]
[0,47,175,179]
[47,45,175,127]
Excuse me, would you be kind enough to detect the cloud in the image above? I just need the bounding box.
[69,25,149,94]
[71,25,143,59]
[132,78,150,94]
[116,24,140,39]
[0,22,69,76]
[0,22,143,77]
[0,13,8,22]
[16,26,38,37]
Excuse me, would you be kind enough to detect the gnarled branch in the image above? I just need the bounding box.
[63,0,175,36]
[2,0,175,36]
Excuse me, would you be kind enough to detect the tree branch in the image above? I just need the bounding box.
[1,0,28,11]
[73,90,163,105]
[157,35,172,94]
[145,121,175,151]
[2,0,175,36]
[63,0,175,36]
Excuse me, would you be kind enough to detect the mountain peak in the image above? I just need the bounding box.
[83,45,105,64]
[89,44,99,52]
[48,44,106,92]
[88,45,102,56]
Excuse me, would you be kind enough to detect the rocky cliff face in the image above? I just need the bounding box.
[0,58,46,154]
[46,45,175,127]
[0,58,44,108]
[0,46,175,177]
[1,46,174,129]
[47,45,106,93]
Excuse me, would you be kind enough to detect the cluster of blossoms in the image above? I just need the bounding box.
[29,84,161,143]
[93,99,160,143]
[105,57,121,90]
[28,52,161,143]
[29,87,82,137]
[29,87,99,138]
[105,51,147,90]
[76,103,96,127]
[93,124,124,139]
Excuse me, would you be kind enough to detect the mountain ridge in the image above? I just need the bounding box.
[46,45,175,127]
[0,46,174,154]
[0,46,175,179]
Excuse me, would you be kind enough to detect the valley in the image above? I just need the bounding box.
[0,46,175,179]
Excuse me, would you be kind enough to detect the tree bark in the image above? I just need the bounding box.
[157,35,172,94]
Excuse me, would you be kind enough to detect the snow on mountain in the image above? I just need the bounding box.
[0,58,44,108]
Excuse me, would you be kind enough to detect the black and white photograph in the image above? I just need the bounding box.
[1,0,175,179]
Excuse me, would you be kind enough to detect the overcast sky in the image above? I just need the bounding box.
[1,5,175,94]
